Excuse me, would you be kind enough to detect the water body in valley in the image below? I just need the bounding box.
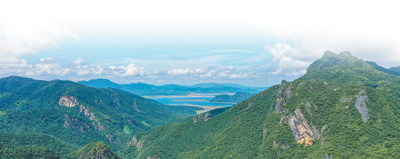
[146,93,235,114]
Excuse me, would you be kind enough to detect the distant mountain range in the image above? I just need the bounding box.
[78,80,267,96]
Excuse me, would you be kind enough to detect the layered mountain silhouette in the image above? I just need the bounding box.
[78,79,265,96]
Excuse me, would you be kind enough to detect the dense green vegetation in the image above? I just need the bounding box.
[68,141,120,159]
[367,61,400,76]
[2,51,400,158]
[78,79,265,96]
[0,133,75,158]
[120,51,400,158]
[0,77,198,158]
[210,92,254,103]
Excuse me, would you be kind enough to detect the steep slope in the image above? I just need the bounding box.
[121,51,400,158]
[0,76,197,150]
[301,51,400,98]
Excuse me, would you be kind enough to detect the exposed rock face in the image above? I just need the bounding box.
[193,113,212,123]
[276,96,284,113]
[305,101,313,116]
[130,136,138,146]
[111,95,121,109]
[288,108,319,145]
[355,89,369,122]
[93,120,105,131]
[340,96,349,102]
[276,83,293,113]
[133,101,140,112]
[106,134,115,143]
[136,140,144,150]
[147,155,160,159]
[281,80,287,85]
[63,114,91,133]
[80,105,96,120]
[130,136,144,150]
[59,96,78,107]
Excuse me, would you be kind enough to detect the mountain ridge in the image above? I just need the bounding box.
[121,51,400,158]
[0,76,198,152]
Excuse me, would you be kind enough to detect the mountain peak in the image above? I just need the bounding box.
[339,51,352,56]
[321,50,356,61]
[301,51,400,95]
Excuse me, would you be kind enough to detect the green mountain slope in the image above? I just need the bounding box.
[68,141,120,159]
[0,76,197,151]
[301,51,400,98]
[0,133,75,158]
[121,51,400,158]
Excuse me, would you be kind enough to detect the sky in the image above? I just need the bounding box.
[1,0,399,87]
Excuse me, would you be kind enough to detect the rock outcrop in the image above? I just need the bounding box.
[355,89,369,122]
[63,114,91,133]
[79,105,96,120]
[193,112,212,123]
[288,108,319,145]
[133,101,140,112]
[59,96,78,107]
[130,136,144,150]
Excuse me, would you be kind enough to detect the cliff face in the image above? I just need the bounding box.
[288,108,319,145]
[59,96,78,107]
[354,90,369,122]
[193,112,212,123]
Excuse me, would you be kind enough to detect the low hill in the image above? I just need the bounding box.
[210,92,254,103]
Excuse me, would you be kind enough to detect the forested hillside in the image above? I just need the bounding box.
[121,51,400,158]
[0,76,198,158]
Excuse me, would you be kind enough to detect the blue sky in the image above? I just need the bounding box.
[1,0,399,86]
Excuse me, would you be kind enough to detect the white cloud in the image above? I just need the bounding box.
[0,21,79,63]
[76,65,104,75]
[166,65,255,79]
[167,69,193,75]
[73,57,85,65]
[109,63,145,76]
[266,43,311,77]
[228,73,251,79]
[262,1,400,68]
